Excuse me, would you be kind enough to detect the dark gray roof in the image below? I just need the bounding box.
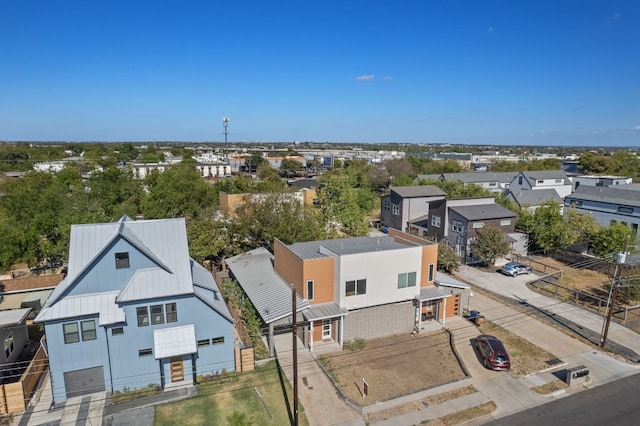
[226,248,308,324]
[417,172,517,184]
[521,170,570,185]
[286,236,413,260]
[391,185,446,198]
[449,204,517,221]
[509,189,562,206]
[567,186,640,208]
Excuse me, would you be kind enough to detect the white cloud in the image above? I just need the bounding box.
[633,125,640,130]
[356,74,375,81]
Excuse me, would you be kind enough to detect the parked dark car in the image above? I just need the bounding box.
[500,262,532,277]
[475,334,511,370]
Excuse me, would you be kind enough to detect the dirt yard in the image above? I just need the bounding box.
[319,330,466,405]
[540,257,609,287]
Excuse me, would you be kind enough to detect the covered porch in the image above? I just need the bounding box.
[414,287,453,331]
[303,302,348,353]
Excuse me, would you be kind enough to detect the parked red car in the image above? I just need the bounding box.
[475,334,511,370]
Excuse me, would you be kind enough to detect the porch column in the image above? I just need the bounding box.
[442,297,447,326]
[309,320,314,352]
[339,316,344,348]
[268,323,275,356]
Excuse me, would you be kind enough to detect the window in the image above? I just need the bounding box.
[570,200,583,207]
[166,303,177,323]
[500,219,512,226]
[452,220,464,233]
[383,201,390,211]
[488,182,497,187]
[212,337,225,345]
[137,307,149,327]
[431,215,441,228]
[537,180,544,184]
[63,322,80,344]
[81,320,97,341]
[115,252,130,269]
[307,280,314,301]
[197,339,210,347]
[150,305,164,325]
[397,272,417,289]
[112,327,124,336]
[555,179,562,183]
[4,333,14,359]
[346,279,367,296]
[138,348,153,357]
[428,264,434,282]
[472,222,484,229]
[518,176,523,185]
[618,206,633,214]
[392,205,400,215]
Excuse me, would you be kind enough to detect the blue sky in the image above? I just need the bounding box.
[1,1,639,146]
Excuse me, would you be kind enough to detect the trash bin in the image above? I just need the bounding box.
[469,310,484,325]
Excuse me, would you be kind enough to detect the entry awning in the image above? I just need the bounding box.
[435,273,470,290]
[416,286,453,302]
[304,302,349,321]
[154,324,197,359]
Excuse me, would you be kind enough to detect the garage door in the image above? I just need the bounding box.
[64,366,105,398]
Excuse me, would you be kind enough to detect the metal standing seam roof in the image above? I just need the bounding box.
[522,170,570,185]
[304,302,349,321]
[0,308,31,328]
[286,236,413,259]
[36,291,125,326]
[449,204,517,221]
[191,260,233,323]
[435,274,470,290]
[153,324,197,359]
[226,248,309,324]
[567,186,640,208]
[44,216,193,309]
[416,286,453,301]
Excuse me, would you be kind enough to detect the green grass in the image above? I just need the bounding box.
[153,361,308,426]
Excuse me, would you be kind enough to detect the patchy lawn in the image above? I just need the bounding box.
[319,330,466,405]
[153,361,308,426]
[537,257,610,290]
[476,321,558,378]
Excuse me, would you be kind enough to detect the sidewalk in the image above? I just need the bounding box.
[273,333,364,426]
[454,264,640,361]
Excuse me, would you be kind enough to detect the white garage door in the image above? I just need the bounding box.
[64,366,105,399]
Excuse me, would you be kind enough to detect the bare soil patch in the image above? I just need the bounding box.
[319,330,466,405]
[535,257,609,291]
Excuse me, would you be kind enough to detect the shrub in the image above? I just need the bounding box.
[343,338,367,351]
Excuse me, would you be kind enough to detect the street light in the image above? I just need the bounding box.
[467,291,474,315]
[222,117,229,163]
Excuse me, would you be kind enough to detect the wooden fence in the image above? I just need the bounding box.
[0,344,48,414]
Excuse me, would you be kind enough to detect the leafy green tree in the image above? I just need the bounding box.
[142,163,215,219]
[246,153,267,172]
[591,223,637,258]
[437,242,460,272]
[279,159,303,178]
[87,167,144,219]
[470,226,510,266]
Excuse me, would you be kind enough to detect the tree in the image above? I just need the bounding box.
[591,223,637,258]
[470,226,510,266]
[246,153,267,173]
[437,242,460,272]
[279,159,303,178]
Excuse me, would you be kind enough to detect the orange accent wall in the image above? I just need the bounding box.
[273,240,335,303]
[388,229,439,287]
[443,294,460,318]
[219,192,250,217]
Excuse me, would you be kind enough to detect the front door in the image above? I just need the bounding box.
[322,319,331,340]
[170,357,184,382]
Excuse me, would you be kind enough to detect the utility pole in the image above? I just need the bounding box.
[222,117,229,162]
[291,284,299,426]
[600,235,631,349]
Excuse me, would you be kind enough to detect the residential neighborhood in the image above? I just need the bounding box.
[1,141,640,425]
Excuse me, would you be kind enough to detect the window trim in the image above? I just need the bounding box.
[63,322,80,344]
[345,278,367,297]
[150,304,165,325]
[307,280,314,301]
[166,303,178,323]
[392,205,400,215]
[137,306,149,327]
[452,220,464,233]
[431,215,441,228]
[472,222,485,229]
[112,327,124,336]
[81,320,97,341]
[197,339,211,347]
[138,348,153,357]
[212,336,225,345]
[397,272,417,289]
[428,264,434,282]
[115,252,130,269]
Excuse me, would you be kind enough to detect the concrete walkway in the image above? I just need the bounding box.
[273,333,364,426]
[454,263,640,359]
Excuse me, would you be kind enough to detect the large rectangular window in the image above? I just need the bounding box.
[307,280,314,301]
[150,305,164,325]
[81,320,97,341]
[166,303,177,323]
[115,252,130,269]
[345,279,367,296]
[63,322,80,344]
[452,220,464,233]
[137,307,149,327]
[397,272,417,289]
